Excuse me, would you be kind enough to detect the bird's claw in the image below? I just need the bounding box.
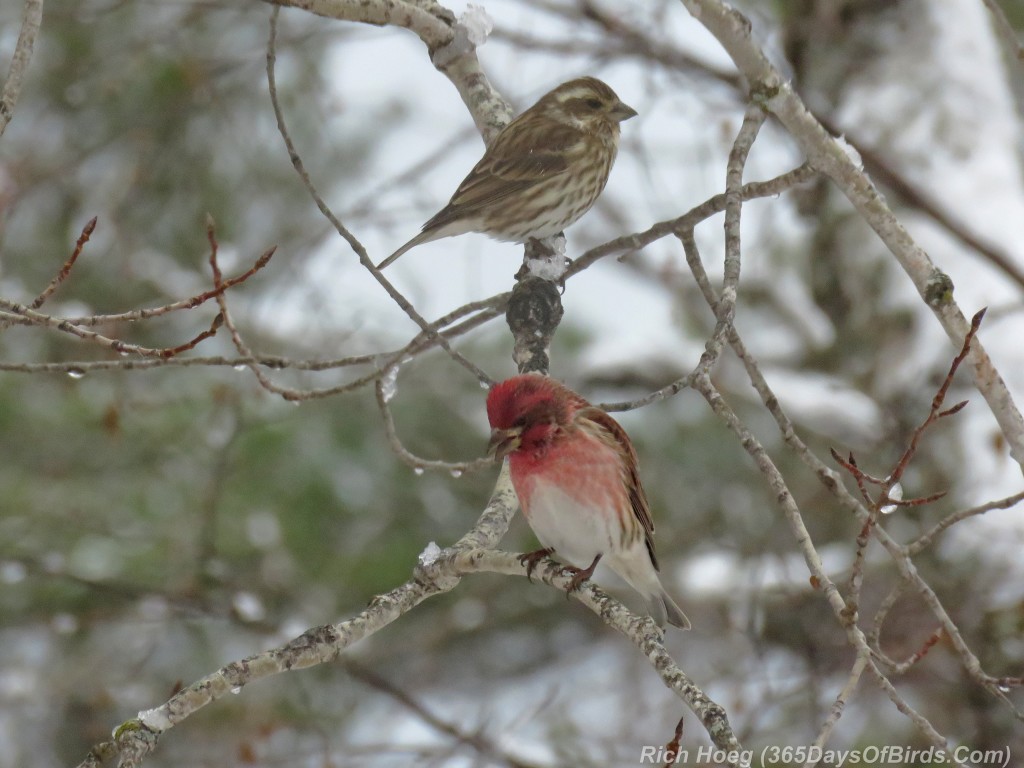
[561,554,602,597]
[518,548,555,582]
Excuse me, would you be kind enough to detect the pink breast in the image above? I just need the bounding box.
[509,430,624,515]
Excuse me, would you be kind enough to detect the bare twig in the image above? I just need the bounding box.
[867,581,906,661]
[906,489,1024,555]
[831,309,985,514]
[720,281,1017,716]
[661,716,685,768]
[565,163,816,279]
[680,0,1024,468]
[674,182,987,753]
[266,9,493,388]
[0,0,42,137]
[805,650,868,767]
[344,661,545,768]
[0,298,219,359]
[63,246,276,326]
[205,217,299,397]
[884,309,986,488]
[30,216,96,309]
[375,375,495,475]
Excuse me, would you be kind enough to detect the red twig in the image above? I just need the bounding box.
[205,215,303,399]
[208,219,223,286]
[662,716,685,768]
[832,308,986,513]
[157,313,224,358]
[829,449,881,506]
[188,246,276,309]
[895,627,944,673]
[886,308,985,487]
[31,216,97,309]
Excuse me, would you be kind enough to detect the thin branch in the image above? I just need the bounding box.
[863,660,957,756]
[720,278,1018,714]
[30,216,96,309]
[595,165,816,415]
[867,581,906,663]
[845,516,875,614]
[680,0,1024,469]
[883,308,986,490]
[565,163,816,279]
[721,102,765,322]
[344,660,546,768]
[885,627,945,676]
[266,9,493,388]
[63,245,277,326]
[676,194,990,748]
[906,489,1024,555]
[0,0,42,137]
[805,650,868,767]
[0,298,219,359]
[265,0,452,48]
[374,374,495,475]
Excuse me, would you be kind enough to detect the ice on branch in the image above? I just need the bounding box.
[434,5,493,68]
[459,5,494,46]
[137,708,172,731]
[880,481,903,515]
[526,235,568,281]
[418,541,442,566]
[380,364,400,403]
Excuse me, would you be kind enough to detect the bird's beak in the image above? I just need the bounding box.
[487,427,522,461]
[610,100,638,122]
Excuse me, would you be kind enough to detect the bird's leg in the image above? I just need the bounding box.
[518,547,555,582]
[563,553,602,595]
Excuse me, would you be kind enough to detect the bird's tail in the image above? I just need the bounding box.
[376,239,415,270]
[647,588,691,631]
[377,228,440,270]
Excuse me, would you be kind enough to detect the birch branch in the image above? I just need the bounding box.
[678,0,1024,471]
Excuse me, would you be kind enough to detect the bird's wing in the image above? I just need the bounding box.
[436,122,582,218]
[576,406,659,569]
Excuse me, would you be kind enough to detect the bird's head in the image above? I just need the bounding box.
[486,374,586,460]
[538,77,637,132]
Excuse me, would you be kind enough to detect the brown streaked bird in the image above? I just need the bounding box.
[377,77,636,269]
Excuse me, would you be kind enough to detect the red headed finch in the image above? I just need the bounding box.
[487,374,690,630]
[377,77,636,269]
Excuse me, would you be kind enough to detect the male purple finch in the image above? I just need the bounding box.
[487,374,690,630]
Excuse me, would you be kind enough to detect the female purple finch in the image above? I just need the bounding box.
[486,374,690,630]
[377,77,636,269]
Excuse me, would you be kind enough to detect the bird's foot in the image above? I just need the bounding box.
[562,554,602,596]
[518,547,555,582]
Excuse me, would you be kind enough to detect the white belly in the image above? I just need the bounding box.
[523,479,618,568]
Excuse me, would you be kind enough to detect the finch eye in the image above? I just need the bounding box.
[584,98,603,109]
